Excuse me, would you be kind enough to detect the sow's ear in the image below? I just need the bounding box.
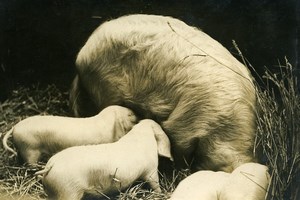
[152,124,174,161]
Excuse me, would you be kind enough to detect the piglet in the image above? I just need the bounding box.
[2,105,137,164]
[169,171,229,200]
[35,119,173,200]
[169,162,270,200]
[220,162,270,200]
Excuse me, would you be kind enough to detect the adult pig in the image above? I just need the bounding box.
[70,14,256,172]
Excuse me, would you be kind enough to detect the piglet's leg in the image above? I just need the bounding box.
[48,188,83,200]
[57,193,83,200]
[144,171,161,193]
[21,149,41,164]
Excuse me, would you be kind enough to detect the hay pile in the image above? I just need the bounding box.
[255,58,300,200]
[0,58,299,199]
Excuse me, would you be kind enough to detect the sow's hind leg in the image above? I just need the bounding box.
[163,126,256,173]
[193,135,256,173]
[163,99,256,172]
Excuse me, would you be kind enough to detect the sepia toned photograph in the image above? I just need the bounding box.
[0,0,299,199]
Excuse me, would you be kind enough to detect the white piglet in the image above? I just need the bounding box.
[220,162,270,200]
[2,105,137,164]
[170,163,270,200]
[35,119,173,200]
[169,171,229,200]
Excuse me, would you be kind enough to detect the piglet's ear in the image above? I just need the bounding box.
[152,124,174,161]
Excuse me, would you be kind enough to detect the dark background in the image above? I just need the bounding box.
[0,0,299,101]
